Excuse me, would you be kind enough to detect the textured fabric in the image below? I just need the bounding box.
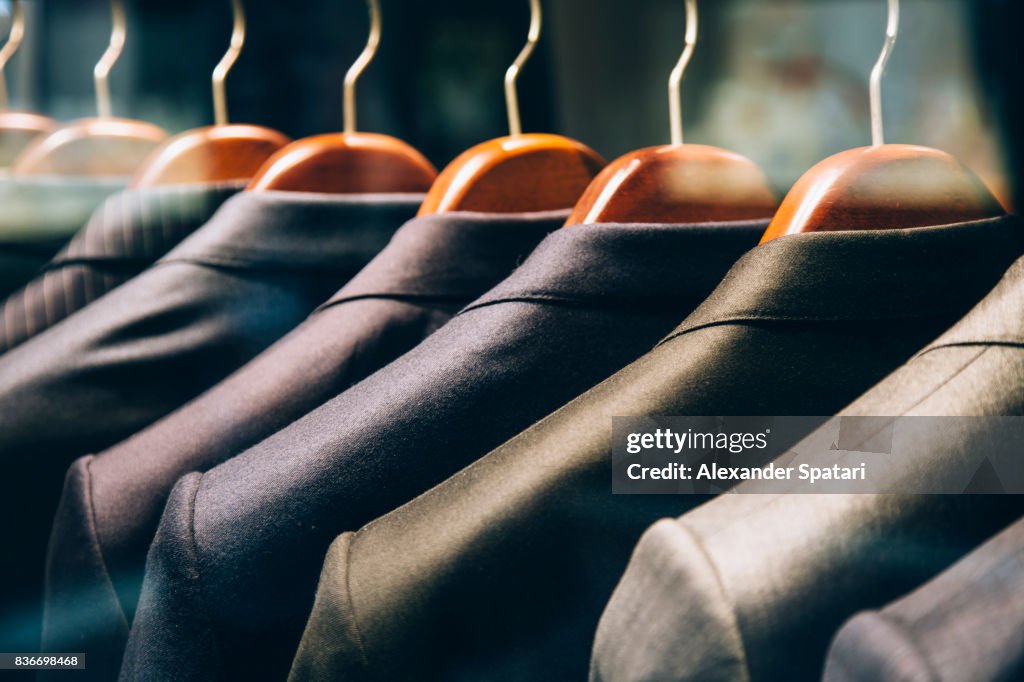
[0,190,420,656]
[284,216,1024,682]
[0,175,126,298]
[825,516,1024,682]
[0,183,242,355]
[591,245,1024,682]
[42,210,566,681]
[119,219,771,682]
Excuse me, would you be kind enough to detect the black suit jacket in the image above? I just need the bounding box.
[825,514,1024,681]
[283,216,1024,682]
[0,183,242,354]
[0,191,420,654]
[591,237,1024,682]
[0,176,126,298]
[118,219,770,681]
[42,209,566,681]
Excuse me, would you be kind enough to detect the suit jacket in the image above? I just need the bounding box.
[0,183,242,354]
[0,176,126,298]
[283,216,1024,682]
[825,514,1024,682]
[591,234,1024,682]
[118,219,771,682]
[0,191,420,655]
[42,209,566,681]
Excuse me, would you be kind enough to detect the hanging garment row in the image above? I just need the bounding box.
[0,0,1020,680]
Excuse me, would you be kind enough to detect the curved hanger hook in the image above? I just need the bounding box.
[212,0,245,127]
[0,0,25,111]
[344,0,381,134]
[870,0,899,146]
[668,0,697,146]
[94,0,127,119]
[505,0,541,138]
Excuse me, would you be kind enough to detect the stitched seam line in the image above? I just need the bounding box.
[43,257,155,270]
[317,293,474,313]
[458,293,695,315]
[916,340,1024,358]
[83,456,131,631]
[658,312,959,347]
[339,533,372,672]
[186,477,223,676]
[891,346,992,416]
[874,612,944,682]
[818,347,989,468]
[155,255,352,274]
[678,523,752,682]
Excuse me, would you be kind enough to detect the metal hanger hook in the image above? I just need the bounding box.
[669,0,697,146]
[94,0,126,119]
[870,0,899,146]
[0,0,25,112]
[213,0,245,127]
[344,0,381,134]
[505,0,541,138]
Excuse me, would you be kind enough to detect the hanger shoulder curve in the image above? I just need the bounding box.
[565,144,778,226]
[12,118,167,177]
[131,124,291,188]
[761,144,1006,244]
[247,132,437,194]
[417,133,605,216]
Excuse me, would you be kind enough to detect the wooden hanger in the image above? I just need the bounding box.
[12,0,167,177]
[565,0,776,227]
[131,0,289,188]
[417,0,605,215]
[761,0,1004,244]
[248,0,436,194]
[0,0,56,167]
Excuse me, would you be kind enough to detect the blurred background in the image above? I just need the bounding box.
[0,0,1014,207]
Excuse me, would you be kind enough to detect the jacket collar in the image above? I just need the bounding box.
[325,210,569,306]
[49,183,245,266]
[665,216,1024,344]
[460,220,770,314]
[161,190,425,272]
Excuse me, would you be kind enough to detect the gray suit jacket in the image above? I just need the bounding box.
[592,232,1024,682]
[825,514,1024,681]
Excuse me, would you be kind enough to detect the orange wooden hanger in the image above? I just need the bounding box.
[761,0,1004,244]
[131,0,289,188]
[565,0,776,227]
[417,0,605,216]
[12,0,167,177]
[0,0,56,167]
[248,0,436,194]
